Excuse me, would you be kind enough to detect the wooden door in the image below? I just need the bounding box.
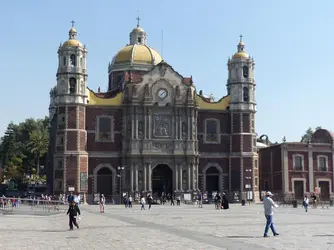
[294,181,304,199]
[319,181,330,200]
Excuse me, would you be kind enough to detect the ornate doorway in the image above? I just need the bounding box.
[152,164,173,196]
[96,167,113,195]
[206,167,219,199]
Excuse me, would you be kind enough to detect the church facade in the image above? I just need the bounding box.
[47,21,259,202]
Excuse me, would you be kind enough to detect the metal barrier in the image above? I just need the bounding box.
[0,198,68,213]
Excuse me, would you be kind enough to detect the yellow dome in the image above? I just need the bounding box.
[232,51,249,59]
[132,27,144,33]
[113,44,163,65]
[62,39,83,47]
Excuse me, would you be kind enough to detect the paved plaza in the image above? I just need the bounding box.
[1,203,334,249]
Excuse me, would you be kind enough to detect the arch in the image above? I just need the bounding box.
[70,54,76,67]
[152,164,173,196]
[93,163,116,195]
[202,163,224,198]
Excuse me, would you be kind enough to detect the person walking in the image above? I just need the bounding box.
[303,195,309,212]
[140,196,146,210]
[99,194,105,213]
[263,191,279,237]
[128,195,133,208]
[66,201,81,231]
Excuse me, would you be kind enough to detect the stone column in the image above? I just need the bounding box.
[192,162,195,190]
[219,173,223,193]
[148,108,152,139]
[179,164,183,191]
[281,145,289,193]
[187,109,191,140]
[130,163,134,192]
[187,163,191,191]
[308,144,314,193]
[144,163,147,191]
[148,162,152,192]
[135,164,139,191]
[175,164,179,191]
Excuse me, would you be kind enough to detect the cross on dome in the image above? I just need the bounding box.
[136,16,141,27]
[71,20,75,28]
[239,34,243,43]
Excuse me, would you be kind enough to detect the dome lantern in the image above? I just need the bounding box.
[232,35,249,59]
[62,20,83,48]
[129,16,147,45]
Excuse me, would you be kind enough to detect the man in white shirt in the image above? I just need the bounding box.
[263,191,279,237]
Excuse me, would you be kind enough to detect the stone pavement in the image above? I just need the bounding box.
[1,203,334,249]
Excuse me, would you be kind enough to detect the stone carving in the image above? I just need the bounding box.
[138,170,142,184]
[154,115,170,137]
[138,121,143,136]
[159,64,167,77]
[144,84,149,96]
[152,142,171,149]
[175,86,180,97]
[182,122,187,138]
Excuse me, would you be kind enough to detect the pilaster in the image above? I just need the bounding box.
[130,163,134,192]
[135,164,139,191]
[148,162,152,191]
[175,164,179,190]
[308,143,314,193]
[143,163,147,191]
[179,164,183,191]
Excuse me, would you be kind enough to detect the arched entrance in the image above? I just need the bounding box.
[206,167,220,199]
[152,164,173,196]
[96,167,113,195]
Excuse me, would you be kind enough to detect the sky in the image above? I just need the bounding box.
[0,0,332,143]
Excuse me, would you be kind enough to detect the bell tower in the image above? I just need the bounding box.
[53,21,88,198]
[227,36,259,201]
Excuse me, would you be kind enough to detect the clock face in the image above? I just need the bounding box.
[158,89,168,99]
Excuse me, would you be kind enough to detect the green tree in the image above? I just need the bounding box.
[27,128,48,176]
[301,126,322,142]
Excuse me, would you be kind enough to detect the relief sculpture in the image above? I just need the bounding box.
[154,115,170,137]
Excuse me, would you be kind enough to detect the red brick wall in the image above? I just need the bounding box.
[243,135,252,152]
[66,156,78,188]
[242,114,250,133]
[231,158,241,190]
[232,135,241,152]
[67,131,77,150]
[67,107,77,129]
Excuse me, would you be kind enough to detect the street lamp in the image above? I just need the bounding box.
[117,166,125,204]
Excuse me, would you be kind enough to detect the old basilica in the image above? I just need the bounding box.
[48,19,258,202]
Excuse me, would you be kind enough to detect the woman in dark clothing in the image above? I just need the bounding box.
[222,193,229,209]
[67,201,81,230]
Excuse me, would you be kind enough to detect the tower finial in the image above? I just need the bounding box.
[71,20,75,28]
[136,16,141,27]
[239,34,243,43]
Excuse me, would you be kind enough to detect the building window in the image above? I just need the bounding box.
[80,172,88,190]
[243,87,249,102]
[243,66,249,78]
[70,54,76,67]
[69,78,76,94]
[58,114,65,128]
[254,160,258,169]
[205,119,219,143]
[63,56,66,66]
[318,156,328,171]
[56,159,63,170]
[293,155,303,171]
[96,116,113,141]
[56,135,64,146]
[137,37,142,43]
[254,176,258,186]
[80,57,83,68]
[54,180,63,191]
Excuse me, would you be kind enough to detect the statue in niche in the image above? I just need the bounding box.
[144,84,149,96]
[138,121,143,136]
[182,122,187,138]
[154,116,170,137]
[138,170,143,184]
[175,86,180,97]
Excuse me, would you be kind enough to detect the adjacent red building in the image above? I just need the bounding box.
[259,129,334,200]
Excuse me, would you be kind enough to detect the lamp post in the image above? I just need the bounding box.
[245,168,252,204]
[117,166,125,204]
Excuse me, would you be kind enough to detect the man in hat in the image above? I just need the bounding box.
[66,201,81,231]
[263,191,279,237]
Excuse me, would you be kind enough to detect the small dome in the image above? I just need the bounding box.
[132,27,145,33]
[62,25,83,48]
[232,51,249,59]
[113,44,163,65]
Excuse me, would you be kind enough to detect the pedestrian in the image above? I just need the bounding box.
[99,194,105,213]
[263,191,279,237]
[303,195,309,212]
[176,195,181,206]
[198,192,203,208]
[140,196,146,210]
[147,194,153,210]
[128,195,133,208]
[66,201,80,231]
[222,193,229,209]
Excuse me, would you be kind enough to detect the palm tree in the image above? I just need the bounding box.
[27,128,48,176]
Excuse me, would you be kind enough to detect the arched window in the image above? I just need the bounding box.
[80,57,83,68]
[63,57,66,66]
[70,54,76,67]
[243,87,249,102]
[69,78,76,94]
[243,66,249,78]
[205,119,219,143]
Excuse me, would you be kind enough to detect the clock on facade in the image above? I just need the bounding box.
[158,89,168,99]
